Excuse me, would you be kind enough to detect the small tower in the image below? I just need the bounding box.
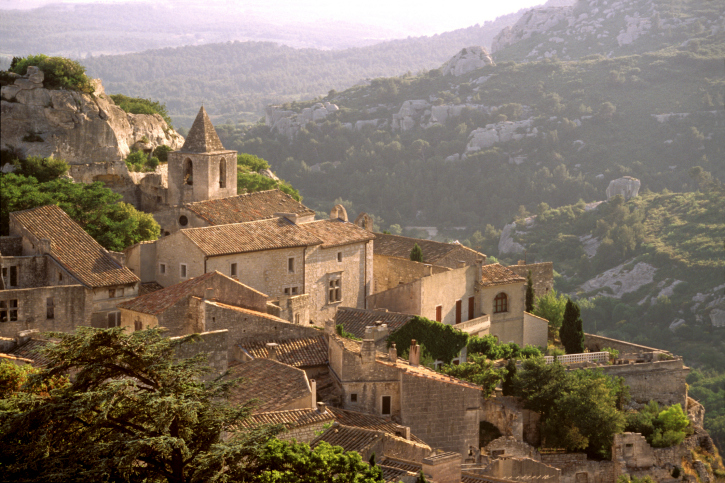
[168,106,237,206]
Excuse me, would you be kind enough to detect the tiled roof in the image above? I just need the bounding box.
[118,271,219,315]
[374,232,483,263]
[139,282,164,296]
[241,336,328,367]
[335,307,413,340]
[381,458,422,473]
[225,358,310,412]
[480,263,525,287]
[6,338,55,366]
[10,205,139,288]
[239,408,334,429]
[183,190,314,225]
[181,217,322,257]
[327,407,427,445]
[180,106,226,153]
[377,357,483,391]
[299,219,375,248]
[380,462,421,483]
[311,424,383,454]
[207,301,289,323]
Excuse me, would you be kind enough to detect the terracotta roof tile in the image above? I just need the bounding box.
[241,336,328,367]
[480,263,525,287]
[377,357,483,391]
[299,220,375,248]
[180,106,226,153]
[311,424,383,454]
[10,205,139,288]
[374,232,484,264]
[239,408,334,429]
[118,271,218,315]
[139,282,164,296]
[225,358,310,412]
[380,457,422,473]
[335,307,413,340]
[184,190,314,225]
[207,301,289,323]
[380,462,421,483]
[181,217,322,257]
[327,407,427,445]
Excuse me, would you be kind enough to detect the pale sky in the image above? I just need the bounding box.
[0,0,547,35]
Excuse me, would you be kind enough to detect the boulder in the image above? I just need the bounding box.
[606,176,640,200]
[259,168,279,181]
[441,46,495,76]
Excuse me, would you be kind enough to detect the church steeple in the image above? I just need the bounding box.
[180,106,225,153]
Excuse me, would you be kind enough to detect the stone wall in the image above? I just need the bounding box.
[167,150,237,206]
[484,456,560,481]
[0,236,22,256]
[485,436,542,460]
[284,420,332,444]
[171,329,229,377]
[523,312,549,348]
[584,334,663,354]
[508,262,554,298]
[0,285,92,336]
[541,453,616,483]
[399,370,482,456]
[155,233,206,287]
[372,254,449,293]
[367,279,422,316]
[598,358,689,408]
[123,241,157,283]
[1,255,79,289]
[419,265,478,325]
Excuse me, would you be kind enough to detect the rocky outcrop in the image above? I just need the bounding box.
[1,67,183,164]
[579,261,656,298]
[606,176,640,200]
[498,222,526,255]
[441,46,495,76]
[467,119,537,152]
[265,102,339,139]
[492,6,574,53]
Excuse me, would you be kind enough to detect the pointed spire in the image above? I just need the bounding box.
[180,106,225,153]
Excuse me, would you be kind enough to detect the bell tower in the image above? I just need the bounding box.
[168,106,237,206]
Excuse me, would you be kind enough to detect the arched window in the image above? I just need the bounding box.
[219,158,226,188]
[494,292,508,313]
[183,158,193,185]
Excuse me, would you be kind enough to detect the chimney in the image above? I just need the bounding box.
[409,339,420,366]
[405,426,411,440]
[457,260,466,268]
[361,328,376,364]
[424,264,433,276]
[274,212,299,224]
[266,342,279,361]
[389,343,398,363]
[310,379,317,409]
[317,401,327,414]
[476,258,484,281]
[204,288,215,301]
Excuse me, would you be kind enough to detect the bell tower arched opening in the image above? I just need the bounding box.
[183,158,193,186]
[219,158,226,188]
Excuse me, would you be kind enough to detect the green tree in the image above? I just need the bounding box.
[0,327,281,483]
[526,271,535,313]
[153,145,173,162]
[560,299,584,354]
[501,358,517,396]
[410,243,423,262]
[12,156,69,182]
[438,353,502,397]
[110,94,174,128]
[237,153,271,172]
[9,54,94,93]
[533,290,568,330]
[416,471,429,483]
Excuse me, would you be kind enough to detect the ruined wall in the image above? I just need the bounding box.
[119,309,158,332]
[480,397,530,443]
[0,255,78,288]
[541,453,616,483]
[485,436,541,460]
[171,329,229,376]
[508,262,554,298]
[598,359,689,408]
[399,370,481,456]
[372,254,449,293]
[0,284,91,336]
[484,457,560,481]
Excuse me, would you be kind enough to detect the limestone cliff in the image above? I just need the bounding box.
[1,67,184,164]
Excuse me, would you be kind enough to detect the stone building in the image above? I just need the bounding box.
[239,406,335,444]
[507,260,554,299]
[0,205,139,336]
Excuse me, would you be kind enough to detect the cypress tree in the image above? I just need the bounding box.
[410,243,423,262]
[525,270,535,313]
[369,451,376,467]
[560,299,584,354]
[501,358,517,396]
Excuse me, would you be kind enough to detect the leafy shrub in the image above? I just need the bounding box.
[534,290,568,329]
[110,94,174,129]
[439,352,502,397]
[467,334,541,360]
[12,156,69,182]
[624,401,691,448]
[335,324,360,340]
[152,145,172,162]
[387,316,468,364]
[125,150,159,173]
[237,170,301,201]
[9,54,94,93]
[237,153,270,172]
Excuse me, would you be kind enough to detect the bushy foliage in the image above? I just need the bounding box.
[9,54,94,93]
[153,144,172,162]
[110,93,174,128]
[125,150,160,172]
[625,401,692,448]
[0,361,67,399]
[410,243,423,262]
[387,316,468,364]
[237,153,270,172]
[466,334,541,360]
[336,324,360,341]
[438,352,502,397]
[0,173,160,251]
[10,155,69,182]
[237,170,301,201]
[533,289,568,329]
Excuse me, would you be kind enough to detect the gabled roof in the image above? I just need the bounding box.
[380,458,423,483]
[335,307,413,339]
[118,271,219,315]
[183,190,314,225]
[10,205,139,288]
[241,336,328,367]
[327,407,427,445]
[180,106,226,153]
[377,356,483,391]
[180,217,323,257]
[299,219,375,248]
[374,232,483,263]
[225,358,310,412]
[311,424,384,454]
[239,408,334,430]
[480,263,526,287]
[207,301,289,323]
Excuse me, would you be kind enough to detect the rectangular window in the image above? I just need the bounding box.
[58,271,63,282]
[10,266,18,287]
[284,287,290,295]
[230,263,237,277]
[180,264,188,278]
[455,300,462,324]
[4,300,19,322]
[382,396,391,415]
[291,286,298,295]
[46,297,54,319]
[107,312,120,328]
[108,288,116,298]
[435,305,442,322]
[159,263,166,274]
[468,297,475,321]
[0,300,7,322]
[294,313,300,324]
[350,393,358,403]
[118,288,124,297]
[337,252,343,262]
[328,277,341,303]
[288,257,295,273]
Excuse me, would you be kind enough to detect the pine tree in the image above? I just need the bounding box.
[560,299,584,354]
[525,270,535,313]
[410,243,423,262]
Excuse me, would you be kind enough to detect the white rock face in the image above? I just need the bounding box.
[492,6,574,52]
[1,67,183,164]
[711,309,725,328]
[265,101,339,139]
[617,16,651,46]
[498,222,525,255]
[441,46,495,76]
[466,119,534,151]
[579,234,601,258]
[579,261,656,298]
[606,176,641,200]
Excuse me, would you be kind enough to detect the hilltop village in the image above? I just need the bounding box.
[1,103,720,483]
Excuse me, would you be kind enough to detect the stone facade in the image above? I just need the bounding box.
[541,453,616,483]
[372,254,450,293]
[508,261,554,298]
[598,358,689,409]
[171,329,229,377]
